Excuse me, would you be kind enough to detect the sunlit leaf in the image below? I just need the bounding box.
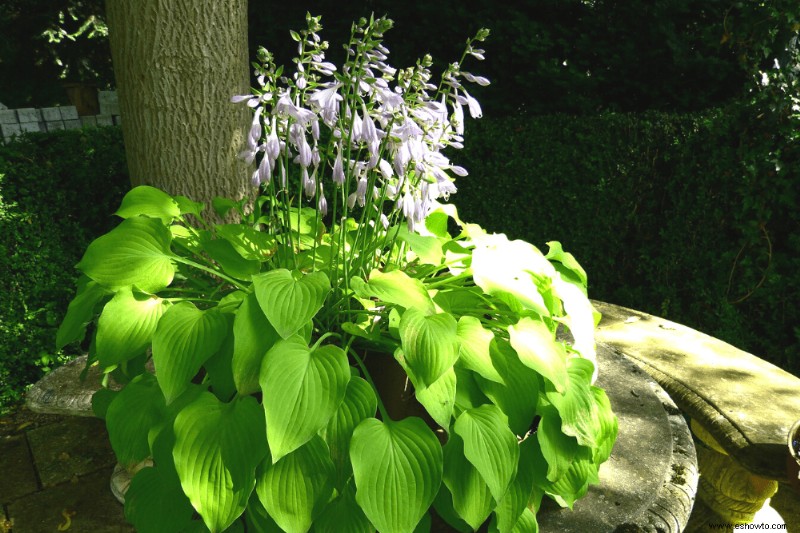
[232,293,279,395]
[152,302,229,403]
[253,269,330,339]
[96,288,169,367]
[76,216,176,293]
[261,337,350,461]
[105,373,166,466]
[351,269,435,313]
[256,436,335,533]
[399,308,459,387]
[454,405,519,502]
[508,317,568,393]
[173,394,267,533]
[351,417,443,533]
[442,433,496,529]
[57,279,111,349]
[115,185,180,223]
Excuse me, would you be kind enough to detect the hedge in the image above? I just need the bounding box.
[452,105,799,376]
[1,107,796,412]
[0,127,128,411]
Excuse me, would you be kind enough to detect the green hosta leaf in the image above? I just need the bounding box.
[204,238,261,280]
[253,269,330,339]
[454,405,519,502]
[397,225,444,265]
[115,185,180,223]
[542,447,598,509]
[232,293,279,395]
[489,507,539,533]
[397,352,456,431]
[315,480,375,533]
[256,436,335,533]
[96,288,169,367]
[508,318,568,393]
[351,417,443,533]
[76,216,176,293]
[442,434,496,529]
[470,233,555,316]
[456,316,503,384]
[399,308,459,387]
[351,269,435,313]
[494,436,538,533]
[152,303,229,403]
[537,404,579,482]
[433,486,473,533]
[591,386,618,464]
[453,367,490,413]
[545,241,587,289]
[57,279,111,349]
[544,358,600,449]
[216,224,276,261]
[105,373,166,466]
[244,493,284,533]
[261,337,350,462]
[173,195,205,217]
[476,339,540,436]
[124,466,195,533]
[173,393,267,533]
[204,327,236,402]
[321,376,377,488]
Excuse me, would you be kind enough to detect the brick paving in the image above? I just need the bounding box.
[0,406,133,533]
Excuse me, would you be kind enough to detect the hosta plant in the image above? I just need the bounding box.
[58,14,617,533]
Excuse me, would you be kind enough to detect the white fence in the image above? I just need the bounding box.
[0,91,121,143]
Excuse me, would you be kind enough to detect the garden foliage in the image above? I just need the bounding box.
[0,127,128,411]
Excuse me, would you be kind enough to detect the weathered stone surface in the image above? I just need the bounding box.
[593,300,800,481]
[0,122,20,141]
[26,355,108,417]
[18,121,41,133]
[41,107,62,122]
[15,108,40,123]
[45,121,65,132]
[98,90,119,116]
[80,115,97,127]
[537,344,698,532]
[96,114,114,126]
[0,109,16,124]
[26,417,115,487]
[59,106,79,120]
[64,119,82,130]
[6,467,133,533]
[0,435,38,502]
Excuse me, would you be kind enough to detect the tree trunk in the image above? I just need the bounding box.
[105,0,251,209]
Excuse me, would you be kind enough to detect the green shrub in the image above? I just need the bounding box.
[0,127,128,412]
[452,106,800,375]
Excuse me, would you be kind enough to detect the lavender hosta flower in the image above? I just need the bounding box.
[276,93,316,126]
[307,83,342,126]
[459,90,483,119]
[318,186,328,216]
[356,177,368,207]
[332,147,345,186]
[257,154,273,185]
[302,167,316,197]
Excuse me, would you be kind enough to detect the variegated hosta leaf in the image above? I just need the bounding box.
[261,337,350,462]
[95,288,169,367]
[351,417,443,533]
[172,393,267,533]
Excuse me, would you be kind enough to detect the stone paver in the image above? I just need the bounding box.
[26,417,115,488]
[7,467,133,533]
[0,435,38,503]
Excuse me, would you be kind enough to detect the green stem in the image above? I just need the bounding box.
[171,256,248,291]
[347,339,390,421]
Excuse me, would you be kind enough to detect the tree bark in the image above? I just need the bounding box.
[105,0,251,208]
